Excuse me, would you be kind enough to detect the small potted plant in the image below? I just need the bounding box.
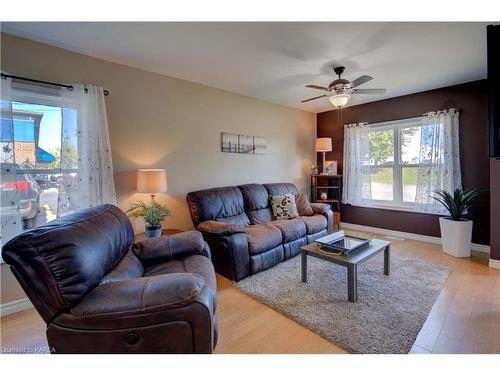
[127,200,173,238]
[311,164,319,175]
[432,188,481,258]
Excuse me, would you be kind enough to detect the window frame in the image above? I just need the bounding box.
[362,116,440,213]
[9,84,79,178]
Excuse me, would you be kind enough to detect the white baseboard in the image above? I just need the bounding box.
[339,222,490,254]
[489,258,500,269]
[0,298,33,317]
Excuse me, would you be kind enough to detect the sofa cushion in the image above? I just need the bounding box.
[101,250,144,285]
[246,209,273,225]
[270,193,299,220]
[238,184,273,225]
[295,193,314,216]
[216,213,250,226]
[186,186,249,226]
[196,220,245,235]
[238,184,269,211]
[144,254,217,315]
[268,218,306,243]
[299,214,328,234]
[264,183,299,197]
[244,224,283,255]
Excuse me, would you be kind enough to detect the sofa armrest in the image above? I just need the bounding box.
[133,230,210,264]
[197,220,245,235]
[309,203,334,234]
[309,202,330,214]
[201,232,249,281]
[70,273,205,318]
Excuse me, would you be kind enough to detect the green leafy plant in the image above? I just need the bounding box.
[431,188,481,221]
[126,200,173,227]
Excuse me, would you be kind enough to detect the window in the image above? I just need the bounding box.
[343,110,461,214]
[1,84,79,245]
[363,118,424,206]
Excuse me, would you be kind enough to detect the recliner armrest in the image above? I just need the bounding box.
[197,220,245,235]
[133,231,210,263]
[71,273,205,318]
[309,202,330,214]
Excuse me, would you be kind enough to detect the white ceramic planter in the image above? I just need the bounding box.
[439,217,473,258]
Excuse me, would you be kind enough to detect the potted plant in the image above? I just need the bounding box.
[311,164,319,175]
[432,188,481,258]
[126,200,173,238]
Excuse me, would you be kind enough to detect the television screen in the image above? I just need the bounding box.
[488,24,500,158]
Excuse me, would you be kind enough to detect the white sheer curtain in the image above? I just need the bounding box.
[414,109,461,213]
[0,76,24,243]
[342,122,370,205]
[62,84,116,209]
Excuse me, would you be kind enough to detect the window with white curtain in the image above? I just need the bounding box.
[342,109,461,214]
[1,83,79,244]
[1,78,116,247]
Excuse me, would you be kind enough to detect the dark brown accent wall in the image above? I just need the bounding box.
[317,80,490,245]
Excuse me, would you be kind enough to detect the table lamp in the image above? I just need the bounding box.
[315,138,332,175]
[137,169,168,202]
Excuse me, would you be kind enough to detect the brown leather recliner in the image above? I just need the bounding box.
[1,204,217,354]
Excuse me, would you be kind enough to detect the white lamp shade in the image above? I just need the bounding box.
[137,169,168,194]
[329,93,351,107]
[315,138,332,152]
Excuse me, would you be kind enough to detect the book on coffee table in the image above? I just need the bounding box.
[315,230,371,254]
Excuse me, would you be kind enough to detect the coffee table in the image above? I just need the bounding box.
[300,238,391,302]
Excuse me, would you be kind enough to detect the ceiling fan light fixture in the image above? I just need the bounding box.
[329,93,351,107]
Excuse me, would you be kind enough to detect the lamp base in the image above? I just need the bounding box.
[322,151,327,175]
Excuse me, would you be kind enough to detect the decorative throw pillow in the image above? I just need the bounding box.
[295,193,314,216]
[270,193,299,220]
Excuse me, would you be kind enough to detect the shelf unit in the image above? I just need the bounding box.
[310,175,342,229]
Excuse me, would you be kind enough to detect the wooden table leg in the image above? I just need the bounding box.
[347,264,357,302]
[384,244,390,276]
[301,251,307,283]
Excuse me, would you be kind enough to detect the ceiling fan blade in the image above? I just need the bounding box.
[305,84,328,91]
[301,94,327,103]
[350,75,373,88]
[352,88,386,94]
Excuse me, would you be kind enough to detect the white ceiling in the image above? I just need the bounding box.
[2,22,489,113]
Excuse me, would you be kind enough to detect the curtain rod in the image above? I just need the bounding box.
[1,73,110,96]
[358,108,462,128]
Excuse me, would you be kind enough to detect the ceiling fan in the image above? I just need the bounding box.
[301,66,386,107]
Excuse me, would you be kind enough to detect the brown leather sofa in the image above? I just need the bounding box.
[1,204,217,354]
[186,183,333,281]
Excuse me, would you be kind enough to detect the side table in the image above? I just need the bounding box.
[134,228,183,242]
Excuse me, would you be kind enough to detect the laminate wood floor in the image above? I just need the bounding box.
[1,231,499,354]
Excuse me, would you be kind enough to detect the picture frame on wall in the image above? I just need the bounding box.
[221,132,239,153]
[221,132,267,155]
[253,136,267,155]
[325,160,338,175]
[238,134,254,154]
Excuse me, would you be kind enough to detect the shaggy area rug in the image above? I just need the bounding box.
[234,253,449,354]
